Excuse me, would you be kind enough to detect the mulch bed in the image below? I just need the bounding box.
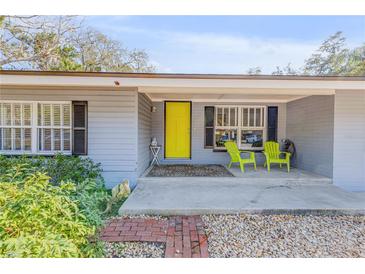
[146,164,234,177]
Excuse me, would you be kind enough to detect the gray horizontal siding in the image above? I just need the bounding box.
[333,90,365,191]
[137,93,152,177]
[286,95,334,178]
[151,101,286,165]
[1,87,139,188]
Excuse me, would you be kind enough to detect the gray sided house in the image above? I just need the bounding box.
[0,71,364,191]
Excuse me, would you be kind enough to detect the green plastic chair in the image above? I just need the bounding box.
[263,141,291,172]
[224,141,256,172]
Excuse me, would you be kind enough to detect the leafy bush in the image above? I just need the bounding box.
[72,178,109,227]
[0,172,103,257]
[0,155,109,227]
[39,154,104,186]
[0,155,115,257]
[0,154,103,185]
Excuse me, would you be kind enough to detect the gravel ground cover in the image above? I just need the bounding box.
[104,242,165,258]
[202,214,365,258]
[147,164,233,177]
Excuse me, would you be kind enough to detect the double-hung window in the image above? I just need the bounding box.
[214,105,266,150]
[0,102,32,151]
[215,106,239,148]
[239,106,265,149]
[0,101,72,154]
[37,103,72,153]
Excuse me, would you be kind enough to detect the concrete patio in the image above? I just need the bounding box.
[119,166,365,216]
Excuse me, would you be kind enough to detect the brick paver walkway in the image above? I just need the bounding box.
[101,216,209,258]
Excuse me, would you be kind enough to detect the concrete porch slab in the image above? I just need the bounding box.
[227,166,331,180]
[140,167,333,185]
[119,178,365,216]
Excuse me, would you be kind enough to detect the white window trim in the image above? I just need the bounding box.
[214,105,267,150]
[0,100,72,155]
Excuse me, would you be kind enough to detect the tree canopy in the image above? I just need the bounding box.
[0,16,155,72]
[303,31,364,76]
[249,31,364,76]
[1,16,364,76]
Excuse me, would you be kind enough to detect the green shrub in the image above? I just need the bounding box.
[0,172,103,257]
[0,154,104,185]
[72,178,109,227]
[39,154,104,186]
[0,155,110,227]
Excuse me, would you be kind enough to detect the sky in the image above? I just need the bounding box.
[85,16,365,74]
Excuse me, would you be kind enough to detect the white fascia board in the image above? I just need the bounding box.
[1,74,364,90]
[148,97,308,103]
[135,78,365,90]
[139,87,335,96]
[0,75,119,88]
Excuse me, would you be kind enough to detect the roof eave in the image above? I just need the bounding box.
[1,69,364,81]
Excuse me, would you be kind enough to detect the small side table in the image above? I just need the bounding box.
[149,145,161,167]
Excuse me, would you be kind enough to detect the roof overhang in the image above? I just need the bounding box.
[1,70,364,103]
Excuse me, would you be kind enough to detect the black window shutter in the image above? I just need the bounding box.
[204,106,215,148]
[267,106,278,142]
[72,101,88,155]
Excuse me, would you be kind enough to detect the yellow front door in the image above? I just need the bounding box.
[165,102,191,158]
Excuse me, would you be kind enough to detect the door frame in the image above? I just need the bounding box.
[164,101,192,159]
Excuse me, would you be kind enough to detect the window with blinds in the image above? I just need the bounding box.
[0,101,73,154]
[0,102,33,151]
[37,103,72,152]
